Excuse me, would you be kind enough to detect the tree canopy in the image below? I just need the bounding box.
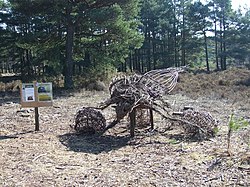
[0,0,249,87]
[0,0,143,87]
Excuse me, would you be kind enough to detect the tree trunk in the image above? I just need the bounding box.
[204,31,210,72]
[173,1,179,67]
[219,18,224,70]
[141,49,144,73]
[64,3,74,89]
[152,30,156,70]
[181,3,186,66]
[137,49,141,73]
[214,7,219,70]
[222,11,227,70]
[129,51,132,72]
[147,39,151,71]
[167,31,171,67]
[174,19,178,66]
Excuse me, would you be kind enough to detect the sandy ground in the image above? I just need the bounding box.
[0,68,250,186]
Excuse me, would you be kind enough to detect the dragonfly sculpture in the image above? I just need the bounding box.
[73,66,217,139]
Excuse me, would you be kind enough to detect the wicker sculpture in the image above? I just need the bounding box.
[99,67,185,136]
[73,67,218,139]
[73,107,106,134]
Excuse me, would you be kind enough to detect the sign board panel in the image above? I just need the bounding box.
[20,82,53,108]
[37,83,53,102]
[22,84,35,102]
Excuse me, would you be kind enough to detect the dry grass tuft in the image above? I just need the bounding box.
[174,68,250,103]
[0,80,21,92]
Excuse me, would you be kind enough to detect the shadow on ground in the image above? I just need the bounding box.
[58,133,130,154]
[0,135,18,140]
[0,131,38,140]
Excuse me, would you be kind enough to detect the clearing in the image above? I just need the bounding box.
[0,68,250,186]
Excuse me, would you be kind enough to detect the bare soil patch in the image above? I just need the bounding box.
[1,68,250,186]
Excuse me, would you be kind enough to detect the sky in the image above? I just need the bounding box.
[200,0,250,14]
[231,0,250,11]
[2,0,250,10]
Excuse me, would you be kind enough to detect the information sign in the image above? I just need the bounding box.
[22,84,35,102]
[20,82,53,107]
[37,83,53,102]
[20,82,53,131]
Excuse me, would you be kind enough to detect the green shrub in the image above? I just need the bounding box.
[74,63,117,88]
[227,114,249,155]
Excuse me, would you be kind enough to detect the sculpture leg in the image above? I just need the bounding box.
[149,109,154,130]
[129,109,136,137]
[103,119,120,133]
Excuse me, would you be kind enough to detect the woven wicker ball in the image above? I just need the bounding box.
[73,107,106,134]
[181,109,218,138]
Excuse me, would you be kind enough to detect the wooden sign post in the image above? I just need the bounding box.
[20,82,53,131]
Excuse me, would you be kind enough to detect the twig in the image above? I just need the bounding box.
[32,153,47,162]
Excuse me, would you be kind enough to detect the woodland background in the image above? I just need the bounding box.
[0,0,250,89]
